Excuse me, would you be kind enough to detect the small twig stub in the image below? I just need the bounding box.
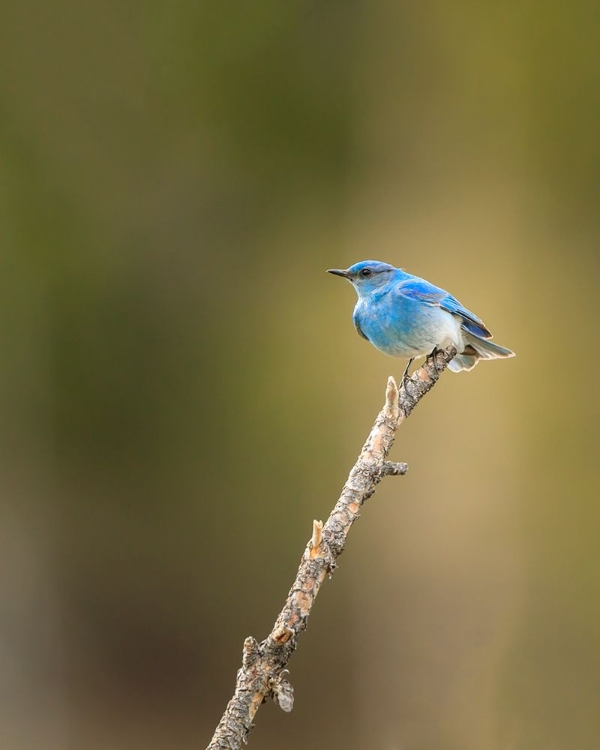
[309,519,323,559]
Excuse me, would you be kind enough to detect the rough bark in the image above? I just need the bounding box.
[206,345,457,749]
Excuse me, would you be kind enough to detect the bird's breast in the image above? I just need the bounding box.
[354,295,462,358]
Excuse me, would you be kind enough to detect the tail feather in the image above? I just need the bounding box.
[448,332,515,373]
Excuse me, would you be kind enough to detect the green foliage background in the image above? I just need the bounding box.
[1,3,599,748]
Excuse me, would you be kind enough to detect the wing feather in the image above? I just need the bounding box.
[395,278,492,339]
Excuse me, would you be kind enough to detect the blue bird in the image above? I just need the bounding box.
[328,260,514,377]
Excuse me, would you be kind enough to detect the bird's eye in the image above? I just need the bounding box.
[360,268,373,278]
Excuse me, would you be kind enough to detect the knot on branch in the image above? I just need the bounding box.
[380,461,408,477]
[307,519,336,573]
[271,626,294,645]
[359,461,408,492]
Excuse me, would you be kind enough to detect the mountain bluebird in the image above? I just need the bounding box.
[328,260,514,377]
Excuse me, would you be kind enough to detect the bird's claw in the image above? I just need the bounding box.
[401,358,414,390]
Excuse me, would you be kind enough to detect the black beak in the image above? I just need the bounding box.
[327,268,351,279]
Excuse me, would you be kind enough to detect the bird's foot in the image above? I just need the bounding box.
[401,358,414,390]
[427,347,439,373]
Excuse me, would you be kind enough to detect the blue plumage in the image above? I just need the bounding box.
[328,260,514,374]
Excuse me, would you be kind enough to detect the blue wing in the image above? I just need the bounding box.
[396,278,492,339]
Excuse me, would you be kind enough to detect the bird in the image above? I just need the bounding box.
[327,260,514,378]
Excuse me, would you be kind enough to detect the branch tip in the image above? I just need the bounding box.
[384,376,399,418]
[242,636,259,668]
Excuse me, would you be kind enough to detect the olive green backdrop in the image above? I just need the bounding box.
[1,2,599,749]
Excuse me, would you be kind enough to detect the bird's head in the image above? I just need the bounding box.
[327,260,397,295]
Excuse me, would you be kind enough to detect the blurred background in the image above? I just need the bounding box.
[1,2,599,749]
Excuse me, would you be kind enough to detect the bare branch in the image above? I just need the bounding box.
[206,345,457,749]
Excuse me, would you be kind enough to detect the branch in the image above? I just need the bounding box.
[206,345,457,749]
